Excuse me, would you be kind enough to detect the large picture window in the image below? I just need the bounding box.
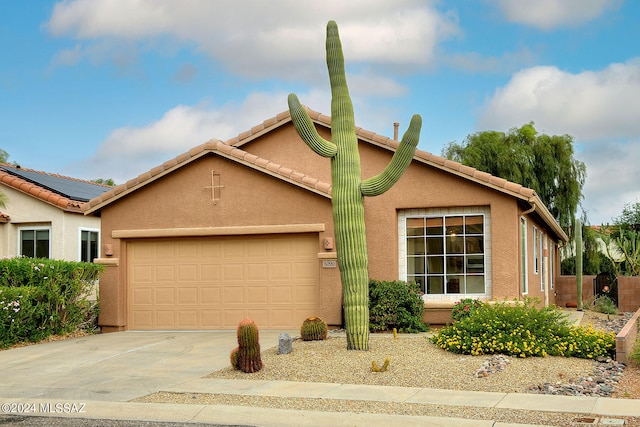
[406,214,485,295]
[20,228,50,258]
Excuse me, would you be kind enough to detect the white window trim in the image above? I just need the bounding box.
[17,225,52,258]
[533,226,539,275]
[398,207,492,303]
[521,217,528,295]
[78,228,100,262]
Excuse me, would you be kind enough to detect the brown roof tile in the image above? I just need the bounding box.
[0,165,100,213]
[82,107,562,239]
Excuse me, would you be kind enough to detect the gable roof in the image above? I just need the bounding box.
[0,164,112,213]
[83,108,568,242]
[83,138,333,214]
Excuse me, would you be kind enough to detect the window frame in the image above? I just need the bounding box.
[540,231,545,292]
[18,226,52,259]
[79,228,100,263]
[520,217,528,295]
[402,211,487,298]
[533,226,539,275]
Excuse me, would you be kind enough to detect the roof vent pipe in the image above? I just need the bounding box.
[393,122,399,140]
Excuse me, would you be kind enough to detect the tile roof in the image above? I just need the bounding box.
[83,139,332,213]
[0,211,9,223]
[0,164,112,213]
[226,107,537,201]
[83,107,566,241]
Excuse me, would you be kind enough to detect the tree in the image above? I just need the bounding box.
[598,201,640,276]
[443,123,586,232]
[288,21,422,351]
[92,178,116,186]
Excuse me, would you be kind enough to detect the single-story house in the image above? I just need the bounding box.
[83,108,568,332]
[0,164,111,261]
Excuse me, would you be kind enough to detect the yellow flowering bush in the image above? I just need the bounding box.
[430,298,615,359]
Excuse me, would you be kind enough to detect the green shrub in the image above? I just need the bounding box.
[452,298,484,322]
[0,257,103,348]
[430,298,615,359]
[590,295,619,315]
[369,279,429,333]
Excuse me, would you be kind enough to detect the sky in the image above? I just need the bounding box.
[1,0,639,225]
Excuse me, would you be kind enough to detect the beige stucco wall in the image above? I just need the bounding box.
[0,184,101,261]
[95,122,564,329]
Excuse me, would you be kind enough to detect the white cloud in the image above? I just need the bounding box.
[45,0,459,79]
[478,59,640,225]
[580,141,640,224]
[495,0,622,30]
[478,59,640,141]
[75,92,293,183]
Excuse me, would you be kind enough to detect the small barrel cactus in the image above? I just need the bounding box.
[233,318,263,373]
[300,316,328,341]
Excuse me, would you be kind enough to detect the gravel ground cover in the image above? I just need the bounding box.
[135,310,640,426]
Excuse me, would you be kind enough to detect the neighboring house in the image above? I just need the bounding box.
[83,108,568,332]
[0,164,111,262]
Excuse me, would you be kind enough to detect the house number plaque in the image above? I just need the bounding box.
[322,260,337,268]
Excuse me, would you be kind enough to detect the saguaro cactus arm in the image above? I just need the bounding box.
[361,114,422,197]
[288,94,337,158]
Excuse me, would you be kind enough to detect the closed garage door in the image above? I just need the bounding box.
[127,234,319,330]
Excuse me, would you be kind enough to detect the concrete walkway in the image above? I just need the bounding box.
[0,310,637,427]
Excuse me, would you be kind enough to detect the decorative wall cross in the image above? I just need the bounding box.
[204,170,224,204]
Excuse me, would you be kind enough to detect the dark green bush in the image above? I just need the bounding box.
[369,279,429,333]
[0,258,103,348]
[430,298,615,359]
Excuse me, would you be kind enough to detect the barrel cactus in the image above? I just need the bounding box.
[300,316,328,341]
[288,21,422,350]
[232,318,263,373]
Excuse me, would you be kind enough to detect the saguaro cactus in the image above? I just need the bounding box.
[288,21,422,350]
[575,218,583,311]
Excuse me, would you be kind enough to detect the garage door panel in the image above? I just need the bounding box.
[200,310,221,327]
[177,287,198,304]
[155,288,176,305]
[200,288,221,304]
[270,263,292,280]
[271,286,292,304]
[223,286,245,304]
[223,264,244,281]
[129,235,319,330]
[155,311,176,328]
[295,285,319,303]
[246,263,269,281]
[177,265,198,282]
[247,286,268,304]
[132,287,153,305]
[177,311,198,328]
[132,265,153,283]
[201,264,221,282]
[223,309,246,327]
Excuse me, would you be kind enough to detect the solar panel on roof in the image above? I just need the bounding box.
[0,166,111,202]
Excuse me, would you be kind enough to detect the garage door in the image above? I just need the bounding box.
[127,234,319,330]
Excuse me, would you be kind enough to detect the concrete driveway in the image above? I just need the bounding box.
[0,330,294,402]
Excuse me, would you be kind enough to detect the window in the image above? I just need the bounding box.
[80,230,99,262]
[406,214,485,295]
[533,227,539,274]
[20,228,50,258]
[520,217,528,294]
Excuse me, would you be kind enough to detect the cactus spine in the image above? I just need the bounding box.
[288,21,421,351]
[301,316,328,341]
[233,318,263,373]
